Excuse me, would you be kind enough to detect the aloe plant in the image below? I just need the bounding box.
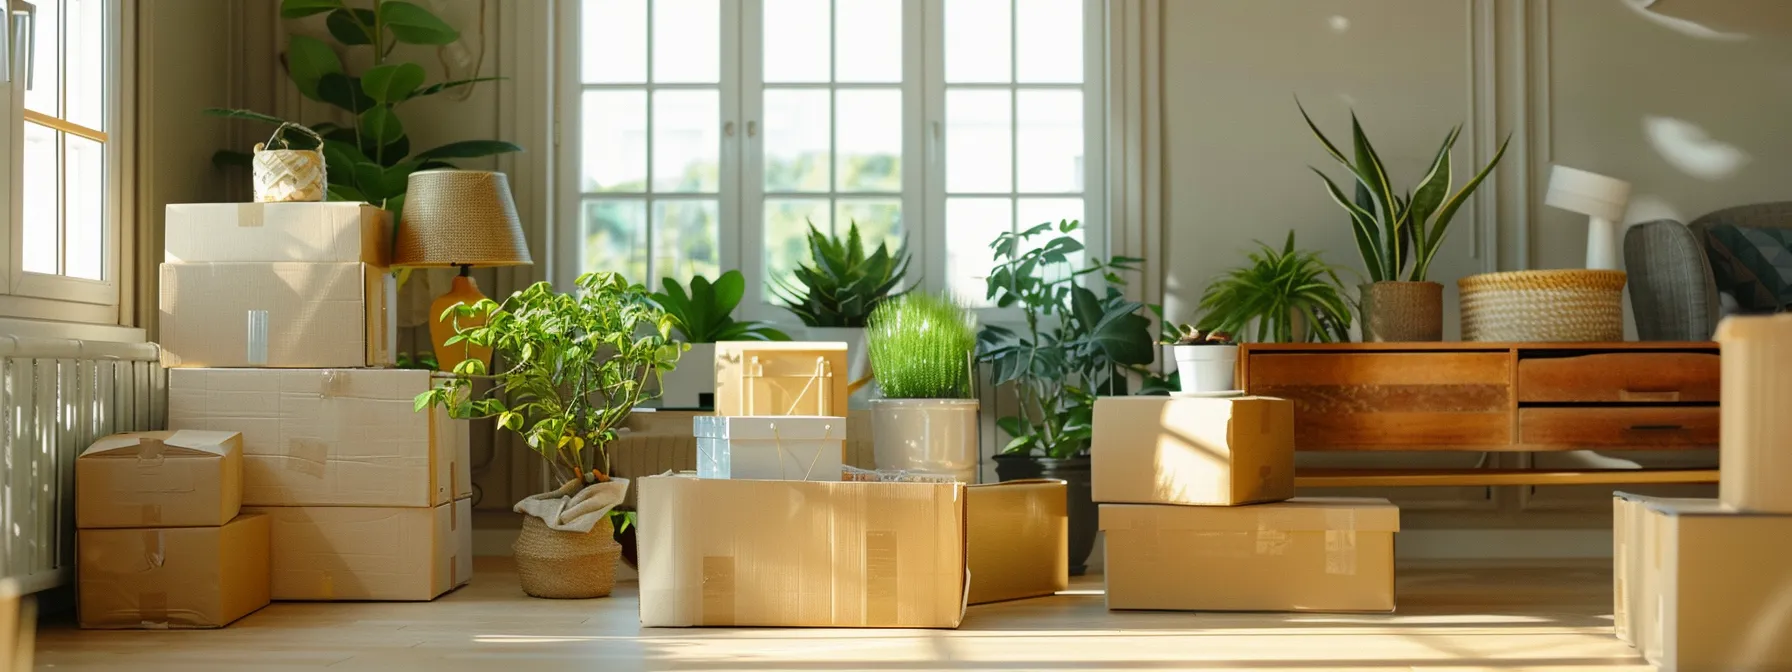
[772,222,911,328]
[867,292,978,399]
[1298,101,1510,283]
[652,271,790,343]
[1195,231,1353,343]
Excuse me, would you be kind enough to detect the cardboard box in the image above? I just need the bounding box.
[77,513,270,629]
[159,262,396,368]
[637,474,966,628]
[1639,499,1792,671]
[1091,396,1294,506]
[169,368,470,508]
[76,430,244,529]
[1612,492,1723,648]
[1715,313,1792,513]
[967,480,1067,605]
[1102,498,1399,613]
[165,202,390,265]
[247,498,473,601]
[694,415,845,481]
[714,342,849,417]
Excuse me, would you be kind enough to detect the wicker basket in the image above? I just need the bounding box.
[513,515,620,599]
[252,123,327,203]
[1459,270,1627,342]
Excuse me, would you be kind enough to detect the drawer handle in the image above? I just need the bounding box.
[1619,390,1680,402]
[1629,424,1684,431]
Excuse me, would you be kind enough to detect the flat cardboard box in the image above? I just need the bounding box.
[637,474,966,628]
[714,342,849,417]
[169,368,470,508]
[967,480,1068,605]
[1714,313,1792,513]
[77,513,271,629]
[159,262,396,368]
[1091,396,1295,506]
[164,202,390,265]
[1102,497,1399,613]
[246,498,473,601]
[76,430,243,529]
[1640,499,1792,672]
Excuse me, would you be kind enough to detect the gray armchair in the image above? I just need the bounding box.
[1625,202,1792,340]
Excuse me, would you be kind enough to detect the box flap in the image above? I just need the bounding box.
[81,430,239,459]
[1100,497,1399,533]
[693,415,848,441]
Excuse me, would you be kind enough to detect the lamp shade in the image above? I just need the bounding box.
[395,170,533,267]
[1544,165,1632,223]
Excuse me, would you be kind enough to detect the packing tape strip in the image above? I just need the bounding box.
[141,530,165,570]
[234,202,264,226]
[320,571,335,600]
[319,370,346,398]
[865,530,899,626]
[1324,509,1358,575]
[135,438,166,462]
[140,504,162,526]
[246,310,270,366]
[701,556,735,626]
[138,592,169,628]
[283,438,329,477]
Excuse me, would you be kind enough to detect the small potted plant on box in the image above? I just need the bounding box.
[866,292,980,482]
[651,270,790,408]
[1164,325,1239,394]
[416,272,682,599]
[772,222,910,402]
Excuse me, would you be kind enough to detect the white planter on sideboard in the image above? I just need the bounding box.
[871,398,979,482]
[1173,344,1238,393]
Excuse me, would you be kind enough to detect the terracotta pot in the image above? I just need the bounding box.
[1360,281,1444,342]
[512,515,620,599]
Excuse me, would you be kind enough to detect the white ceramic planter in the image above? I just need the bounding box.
[694,415,845,481]
[658,342,715,409]
[804,326,875,407]
[1174,344,1238,393]
[871,398,980,482]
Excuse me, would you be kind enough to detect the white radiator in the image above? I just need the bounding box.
[0,336,164,593]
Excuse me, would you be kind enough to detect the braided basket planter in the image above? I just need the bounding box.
[513,515,620,599]
[1459,269,1627,342]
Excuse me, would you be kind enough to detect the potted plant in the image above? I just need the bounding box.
[977,220,1154,575]
[1195,231,1355,343]
[1163,325,1239,393]
[1298,102,1510,341]
[651,270,790,408]
[416,272,682,599]
[866,292,979,482]
[772,222,910,403]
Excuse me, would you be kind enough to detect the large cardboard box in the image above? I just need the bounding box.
[1102,498,1399,613]
[1715,314,1792,513]
[714,342,849,417]
[77,513,270,629]
[1640,499,1792,672]
[246,498,473,602]
[967,480,1067,605]
[76,430,243,529]
[1091,396,1295,506]
[169,368,470,508]
[637,474,966,628]
[159,262,396,368]
[164,202,389,265]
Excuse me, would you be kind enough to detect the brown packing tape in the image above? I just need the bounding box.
[136,438,166,461]
[140,504,162,526]
[1324,509,1359,575]
[233,202,265,226]
[865,530,899,626]
[141,531,165,569]
[283,438,329,478]
[139,592,169,627]
[321,571,334,600]
[701,556,735,626]
[319,370,347,397]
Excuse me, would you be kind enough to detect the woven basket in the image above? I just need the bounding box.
[512,515,620,599]
[1459,269,1627,342]
[251,123,327,203]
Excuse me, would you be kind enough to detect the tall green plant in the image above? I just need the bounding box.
[1298,101,1510,282]
[866,292,977,399]
[1196,231,1354,343]
[652,271,790,343]
[772,222,910,328]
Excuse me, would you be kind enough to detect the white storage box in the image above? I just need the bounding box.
[694,415,845,481]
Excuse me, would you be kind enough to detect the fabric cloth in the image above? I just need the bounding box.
[1702,224,1792,311]
[514,477,629,533]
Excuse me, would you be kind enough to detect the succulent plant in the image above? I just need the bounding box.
[867,292,978,399]
[1165,324,1235,346]
[772,221,911,328]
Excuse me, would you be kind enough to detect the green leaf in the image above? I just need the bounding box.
[327,183,367,203]
[413,391,434,412]
[359,106,405,146]
[317,73,374,114]
[1313,168,1385,282]
[413,140,524,161]
[353,161,388,200]
[1407,126,1460,242]
[381,1,460,45]
[1415,134,1511,282]
[325,8,376,45]
[281,0,344,19]
[408,76,502,99]
[1349,113,1402,277]
[284,35,342,101]
[362,63,427,104]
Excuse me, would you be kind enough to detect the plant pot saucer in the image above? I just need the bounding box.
[1171,389,1245,398]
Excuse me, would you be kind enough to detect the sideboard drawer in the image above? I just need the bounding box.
[1247,352,1512,448]
[1517,353,1719,403]
[1518,407,1718,449]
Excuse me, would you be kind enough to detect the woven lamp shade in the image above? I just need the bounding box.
[395,170,533,267]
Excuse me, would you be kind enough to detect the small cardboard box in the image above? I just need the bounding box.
[168,368,470,508]
[714,342,849,417]
[1102,497,1399,613]
[159,262,396,368]
[637,474,967,628]
[694,415,845,481]
[246,498,473,602]
[77,513,271,629]
[968,480,1068,605]
[1612,492,1723,649]
[164,202,390,265]
[1639,499,1792,671]
[1715,313,1792,513]
[76,430,244,529]
[1091,396,1294,506]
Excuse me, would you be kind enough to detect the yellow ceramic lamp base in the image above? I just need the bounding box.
[430,273,494,372]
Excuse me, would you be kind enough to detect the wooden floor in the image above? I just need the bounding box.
[34,558,1649,671]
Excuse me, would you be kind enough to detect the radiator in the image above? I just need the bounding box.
[0,336,165,593]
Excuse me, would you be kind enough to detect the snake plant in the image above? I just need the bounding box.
[1195,231,1353,343]
[772,222,911,328]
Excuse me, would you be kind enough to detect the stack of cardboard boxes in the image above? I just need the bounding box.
[159,203,473,602]
[1093,396,1401,612]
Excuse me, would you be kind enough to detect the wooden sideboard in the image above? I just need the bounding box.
[1238,342,1721,488]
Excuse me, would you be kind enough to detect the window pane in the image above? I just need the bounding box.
[25,0,60,116]
[764,0,829,83]
[836,200,904,258]
[945,198,1012,305]
[22,124,60,274]
[946,89,1012,193]
[583,200,649,281]
[1016,0,1082,84]
[1017,90,1083,193]
[835,89,901,192]
[764,89,830,192]
[67,0,106,130]
[65,135,104,281]
[652,90,720,193]
[835,0,900,83]
[653,0,719,83]
[945,0,1009,83]
[582,0,647,83]
[581,90,648,193]
[653,200,720,282]
[764,199,830,299]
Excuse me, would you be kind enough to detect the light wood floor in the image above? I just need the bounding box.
[35,558,1649,671]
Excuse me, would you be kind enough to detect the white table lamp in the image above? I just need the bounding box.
[1544,165,1632,270]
